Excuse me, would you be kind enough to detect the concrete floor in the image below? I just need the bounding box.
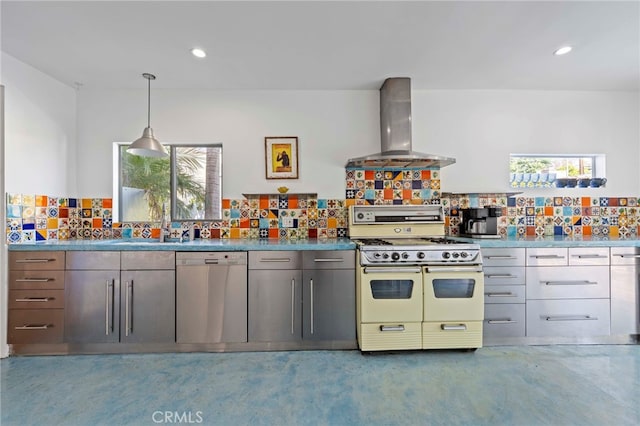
[1,345,639,426]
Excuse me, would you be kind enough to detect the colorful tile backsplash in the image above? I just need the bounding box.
[6,167,636,243]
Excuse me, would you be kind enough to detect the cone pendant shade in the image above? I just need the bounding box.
[127,73,167,158]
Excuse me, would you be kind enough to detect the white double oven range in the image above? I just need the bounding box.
[349,205,484,352]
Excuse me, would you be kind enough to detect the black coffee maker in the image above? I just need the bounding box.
[460,207,502,238]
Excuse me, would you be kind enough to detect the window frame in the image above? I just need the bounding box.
[113,142,223,223]
[509,153,606,189]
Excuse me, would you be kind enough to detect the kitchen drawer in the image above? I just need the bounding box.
[484,304,526,338]
[9,270,65,290]
[121,251,176,270]
[249,251,301,270]
[526,266,609,299]
[568,247,609,266]
[610,247,640,265]
[526,248,568,266]
[526,299,610,337]
[9,289,65,309]
[484,285,525,304]
[9,251,65,271]
[422,321,483,349]
[66,251,120,270]
[8,309,64,344]
[481,248,525,267]
[359,322,422,351]
[302,250,355,270]
[483,266,525,285]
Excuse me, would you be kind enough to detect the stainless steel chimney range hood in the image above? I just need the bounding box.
[346,77,456,169]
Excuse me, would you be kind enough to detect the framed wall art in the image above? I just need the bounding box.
[265,136,298,179]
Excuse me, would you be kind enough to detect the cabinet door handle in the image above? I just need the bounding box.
[487,319,517,324]
[105,279,115,335]
[544,315,597,321]
[542,280,597,286]
[310,279,314,335]
[15,297,54,302]
[15,258,55,264]
[485,292,516,297]
[15,278,53,282]
[485,274,516,278]
[441,324,467,331]
[380,325,405,332]
[125,281,131,337]
[15,324,52,330]
[291,279,295,335]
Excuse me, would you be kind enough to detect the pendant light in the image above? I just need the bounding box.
[127,73,168,158]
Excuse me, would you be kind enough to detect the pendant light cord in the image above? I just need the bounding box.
[147,76,151,128]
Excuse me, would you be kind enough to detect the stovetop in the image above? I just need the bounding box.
[353,237,482,266]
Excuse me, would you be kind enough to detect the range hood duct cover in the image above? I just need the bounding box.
[346,77,455,169]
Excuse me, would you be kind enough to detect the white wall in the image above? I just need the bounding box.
[76,89,380,199]
[76,87,640,200]
[1,52,77,195]
[414,90,640,196]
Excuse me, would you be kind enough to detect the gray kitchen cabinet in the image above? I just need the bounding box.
[65,251,121,343]
[65,251,176,344]
[481,248,526,341]
[120,251,176,343]
[8,251,66,344]
[302,250,356,341]
[610,247,640,335]
[525,247,610,338]
[248,251,303,342]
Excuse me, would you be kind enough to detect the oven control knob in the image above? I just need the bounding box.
[374,252,381,258]
[417,252,425,259]
[452,252,460,258]
[460,252,468,258]
[391,252,400,261]
[442,252,451,259]
[401,252,409,259]
[382,253,390,259]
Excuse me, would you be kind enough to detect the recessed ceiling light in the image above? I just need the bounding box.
[553,46,573,56]
[191,48,207,58]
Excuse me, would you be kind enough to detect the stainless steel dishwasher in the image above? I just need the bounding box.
[176,252,247,343]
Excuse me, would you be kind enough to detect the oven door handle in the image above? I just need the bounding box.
[363,267,422,274]
[426,266,483,273]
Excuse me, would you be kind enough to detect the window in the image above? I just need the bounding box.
[115,143,222,222]
[509,154,605,188]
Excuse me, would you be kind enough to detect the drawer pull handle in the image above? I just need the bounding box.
[572,255,607,259]
[544,315,597,322]
[261,258,292,262]
[441,324,467,331]
[313,258,344,263]
[364,267,422,274]
[15,278,54,282]
[15,324,52,330]
[613,254,640,258]
[15,258,55,263]
[485,274,516,279]
[15,297,54,302]
[380,325,405,332]
[530,255,565,259]
[485,292,516,297]
[485,256,517,260]
[487,319,517,324]
[542,280,597,286]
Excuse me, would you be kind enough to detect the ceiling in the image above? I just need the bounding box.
[1,1,639,91]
